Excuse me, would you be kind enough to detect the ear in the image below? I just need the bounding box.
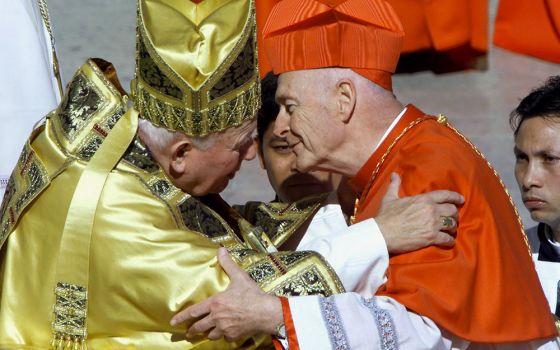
[256,138,267,170]
[335,79,356,123]
[169,139,192,175]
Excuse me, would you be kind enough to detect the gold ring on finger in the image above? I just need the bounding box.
[441,216,454,230]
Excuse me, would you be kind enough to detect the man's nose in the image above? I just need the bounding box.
[522,161,543,189]
[273,109,290,138]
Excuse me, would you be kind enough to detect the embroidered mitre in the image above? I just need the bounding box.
[132,0,261,136]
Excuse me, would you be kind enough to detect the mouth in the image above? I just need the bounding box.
[523,197,546,209]
[283,174,325,188]
[286,135,302,149]
[286,181,322,188]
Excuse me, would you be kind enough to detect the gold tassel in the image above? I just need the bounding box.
[50,334,87,350]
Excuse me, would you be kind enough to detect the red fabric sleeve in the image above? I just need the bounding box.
[279,296,300,350]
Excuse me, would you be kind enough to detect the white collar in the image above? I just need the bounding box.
[373,106,407,152]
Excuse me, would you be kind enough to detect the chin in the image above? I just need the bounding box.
[181,183,211,197]
[530,211,554,225]
[282,186,328,203]
[208,180,230,194]
[185,187,206,197]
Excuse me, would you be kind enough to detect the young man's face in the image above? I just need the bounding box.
[514,116,560,230]
[259,119,340,203]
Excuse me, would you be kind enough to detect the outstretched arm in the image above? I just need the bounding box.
[170,249,452,350]
[170,248,282,342]
[303,172,463,292]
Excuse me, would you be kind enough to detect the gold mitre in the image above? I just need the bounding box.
[132,0,260,136]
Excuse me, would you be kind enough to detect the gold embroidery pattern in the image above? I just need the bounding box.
[229,247,344,297]
[178,197,235,240]
[0,178,15,244]
[247,260,277,283]
[77,108,125,160]
[132,2,261,136]
[239,194,327,247]
[228,247,260,261]
[134,79,260,137]
[138,37,183,100]
[56,73,104,143]
[270,265,340,297]
[148,178,175,200]
[0,143,50,248]
[51,282,87,349]
[122,138,160,174]
[277,251,311,268]
[241,251,344,296]
[50,60,127,160]
[209,34,256,101]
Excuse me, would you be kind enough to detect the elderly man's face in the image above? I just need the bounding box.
[259,116,340,203]
[274,70,341,173]
[181,119,257,196]
[514,117,560,230]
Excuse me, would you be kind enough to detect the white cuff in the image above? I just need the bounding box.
[327,218,389,292]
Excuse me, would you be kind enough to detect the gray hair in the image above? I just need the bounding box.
[138,119,217,152]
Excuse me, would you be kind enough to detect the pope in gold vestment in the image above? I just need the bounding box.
[0,1,342,348]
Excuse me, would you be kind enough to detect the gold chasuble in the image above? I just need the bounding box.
[0,1,342,348]
[0,58,341,350]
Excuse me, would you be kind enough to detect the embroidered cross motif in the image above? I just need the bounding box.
[52,282,88,348]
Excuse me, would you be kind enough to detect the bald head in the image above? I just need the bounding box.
[273,67,403,177]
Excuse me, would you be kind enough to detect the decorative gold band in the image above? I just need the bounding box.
[133,77,260,137]
[36,0,64,97]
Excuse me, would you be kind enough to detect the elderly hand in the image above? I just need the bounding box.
[376,173,464,254]
[170,248,283,342]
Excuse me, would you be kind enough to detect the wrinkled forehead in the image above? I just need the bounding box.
[276,68,338,102]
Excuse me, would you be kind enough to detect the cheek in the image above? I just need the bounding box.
[265,153,290,181]
[221,152,242,172]
[291,112,312,135]
[546,168,560,193]
[272,157,293,180]
[514,163,525,184]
